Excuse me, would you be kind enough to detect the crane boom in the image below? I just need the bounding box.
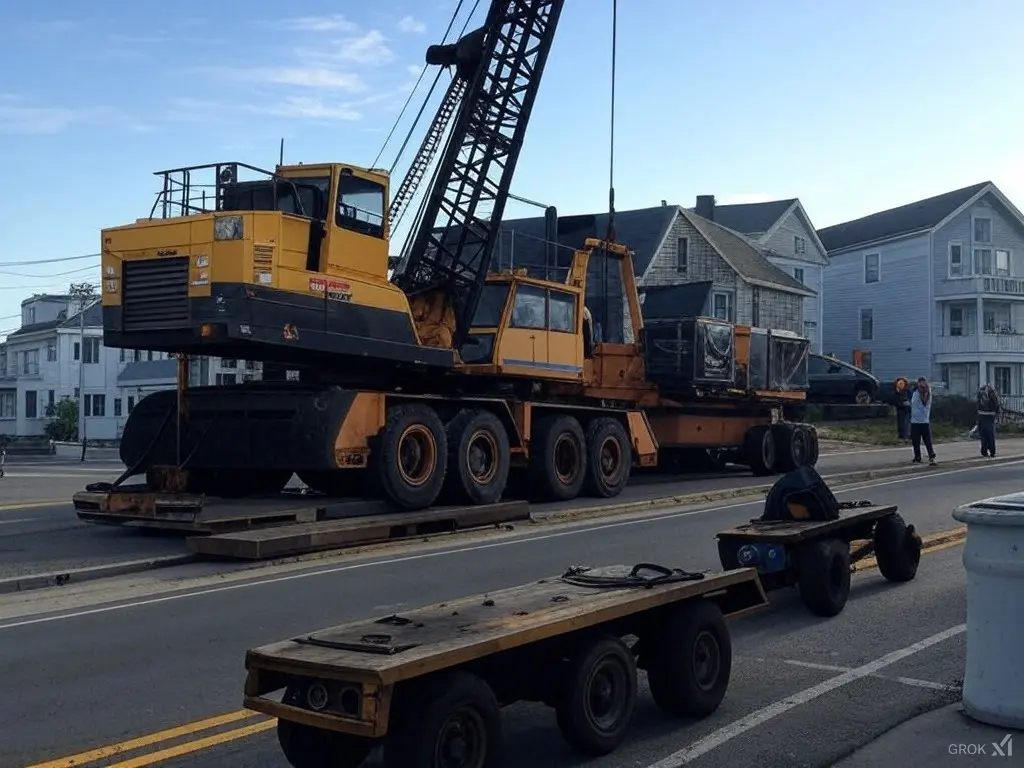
[393,0,564,348]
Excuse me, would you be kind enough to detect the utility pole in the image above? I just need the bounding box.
[69,282,96,462]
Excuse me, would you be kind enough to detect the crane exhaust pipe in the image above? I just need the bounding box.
[426,26,487,80]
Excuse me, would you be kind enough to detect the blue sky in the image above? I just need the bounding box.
[2,0,1023,336]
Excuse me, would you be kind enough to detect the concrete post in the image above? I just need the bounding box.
[952,494,1024,730]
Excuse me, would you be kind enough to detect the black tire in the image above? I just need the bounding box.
[297,469,366,498]
[277,719,374,768]
[854,386,873,405]
[373,403,447,511]
[583,417,632,498]
[529,414,587,501]
[770,424,796,473]
[383,671,503,768]
[873,513,922,582]
[644,599,732,718]
[555,635,638,756]
[743,425,777,476]
[797,538,851,617]
[444,409,511,505]
[804,425,820,466]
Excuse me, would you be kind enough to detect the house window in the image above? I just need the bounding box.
[864,253,880,283]
[859,308,873,341]
[128,395,136,413]
[120,349,126,362]
[793,267,804,284]
[712,291,735,322]
[0,390,15,418]
[974,217,992,243]
[794,235,806,254]
[996,249,1011,276]
[47,390,54,411]
[974,249,993,275]
[114,398,122,417]
[21,349,39,375]
[949,307,963,336]
[676,237,689,274]
[25,390,37,419]
[992,365,1011,395]
[83,337,100,364]
[948,242,964,277]
[84,393,106,417]
[74,342,80,361]
[46,339,57,362]
[216,373,237,386]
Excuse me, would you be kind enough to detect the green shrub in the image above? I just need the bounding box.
[931,395,977,428]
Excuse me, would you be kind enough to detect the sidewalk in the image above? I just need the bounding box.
[835,702,1021,766]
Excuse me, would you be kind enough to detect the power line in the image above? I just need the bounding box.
[0,252,100,267]
[0,264,99,279]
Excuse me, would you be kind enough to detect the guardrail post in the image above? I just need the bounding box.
[952,495,1024,729]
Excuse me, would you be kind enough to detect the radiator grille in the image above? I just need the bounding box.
[122,257,190,331]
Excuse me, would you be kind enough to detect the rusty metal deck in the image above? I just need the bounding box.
[716,504,898,544]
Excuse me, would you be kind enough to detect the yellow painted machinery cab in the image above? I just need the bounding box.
[100,161,454,371]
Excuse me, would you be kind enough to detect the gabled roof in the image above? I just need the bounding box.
[494,205,677,277]
[817,181,991,253]
[679,209,815,297]
[7,319,63,338]
[707,199,797,236]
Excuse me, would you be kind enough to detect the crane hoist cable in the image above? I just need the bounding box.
[370,0,471,171]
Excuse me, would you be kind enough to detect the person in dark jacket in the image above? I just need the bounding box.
[894,377,911,440]
[977,384,1001,457]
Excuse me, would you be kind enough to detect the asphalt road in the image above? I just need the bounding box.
[3,458,1013,768]
[1,439,1019,580]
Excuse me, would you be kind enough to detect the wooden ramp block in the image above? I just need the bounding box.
[188,501,531,560]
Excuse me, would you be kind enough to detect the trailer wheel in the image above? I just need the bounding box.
[375,404,447,511]
[873,513,922,582]
[583,417,631,498]
[804,425,820,466]
[383,670,503,768]
[772,423,809,472]
[444,409,511,505]
[277,718,374,768]
[644,598,732,718]
[743,425,777,476]
[555,635,637,756]
[797,538,851,616]
[529,414,587,501]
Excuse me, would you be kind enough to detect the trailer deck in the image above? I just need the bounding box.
[244,564,767,767]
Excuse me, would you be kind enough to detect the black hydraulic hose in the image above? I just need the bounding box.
[560,563,705,590]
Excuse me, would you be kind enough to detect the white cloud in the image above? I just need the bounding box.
[335,30,394,64]
[275,14,357,32]
[398,16,426,34]
[204,66,366,92]
[255,97,363,122]
[0,103,137,135]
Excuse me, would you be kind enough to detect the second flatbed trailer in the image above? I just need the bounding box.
[243,564,768,768]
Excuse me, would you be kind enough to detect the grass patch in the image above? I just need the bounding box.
[816,419,967,446]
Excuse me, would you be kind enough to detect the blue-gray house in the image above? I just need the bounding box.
[818,181,1024,396]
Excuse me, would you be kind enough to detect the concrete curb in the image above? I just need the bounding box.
[0,554,199,595]
[535,453,1024,525]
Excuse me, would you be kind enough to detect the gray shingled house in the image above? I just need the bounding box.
[817,181,1024,394]
[492,201,815,339]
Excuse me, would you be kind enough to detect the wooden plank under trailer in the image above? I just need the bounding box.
[715,503,924,617]
[243,565,768,768]
[72,486,529,544]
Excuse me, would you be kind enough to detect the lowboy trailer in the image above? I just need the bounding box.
[243,564,768,768]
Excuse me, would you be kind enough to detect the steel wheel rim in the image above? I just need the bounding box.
[554,433,580,484]
[584,656,629,733]
[599,435,622,481]
[692,630,721,691]
[397,424,436,487]
[435,706,487,768]
[467,429,498,485]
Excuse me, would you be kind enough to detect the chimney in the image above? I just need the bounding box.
[695,194,716,221]
[661,199,667,207]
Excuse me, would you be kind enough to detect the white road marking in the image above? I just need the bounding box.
[0,460,1016,632]
[0,518,32,525]
[783,659,961,692]
[644,624,966,768]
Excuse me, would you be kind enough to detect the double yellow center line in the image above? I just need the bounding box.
[25,711,274,768]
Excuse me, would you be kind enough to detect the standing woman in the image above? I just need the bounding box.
[910,377,937,466]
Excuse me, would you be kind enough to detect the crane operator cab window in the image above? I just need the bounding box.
[510,285,577,332]
[336,172,385,239]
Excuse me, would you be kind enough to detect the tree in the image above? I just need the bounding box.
[44,397,79,442]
